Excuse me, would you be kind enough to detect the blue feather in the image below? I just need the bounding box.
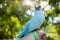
[17,20,30,38]
[17,9,45,38]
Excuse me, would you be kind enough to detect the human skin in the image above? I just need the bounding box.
[17,30,46,40]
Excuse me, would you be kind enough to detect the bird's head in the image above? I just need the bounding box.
[36,5,41,10]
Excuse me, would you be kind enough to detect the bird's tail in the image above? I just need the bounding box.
[17,29,25,38]
[17,24,29,38]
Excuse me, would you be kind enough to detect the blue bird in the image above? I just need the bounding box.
[17,6,45,38]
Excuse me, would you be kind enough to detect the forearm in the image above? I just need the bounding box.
[20,33,34,40]
[20,30,46,40]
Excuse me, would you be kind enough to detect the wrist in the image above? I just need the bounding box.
[32,31,39,40]
[36,30,46,40]
[35,30,41,40]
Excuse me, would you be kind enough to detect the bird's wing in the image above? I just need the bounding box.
[17,20,30,38]
[17,10,45,38]
[28,10,45,32]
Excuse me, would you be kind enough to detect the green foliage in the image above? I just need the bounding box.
[0,0,31,39]
[46,36,54,40]
[0,0,60,40]
[49,0,60,7]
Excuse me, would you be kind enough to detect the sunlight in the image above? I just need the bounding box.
[26,9,35,16]
[15,0,19,3]
[23,0,33,6]
[44,5,51,11]
[0,4,3,8]
[4,3,7,6]
[23,0,31,5]
[40,1,48,8]
[26,9,31,15]
[40,1,50,11]
[24,0,51,16]
[35,0,38,1]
